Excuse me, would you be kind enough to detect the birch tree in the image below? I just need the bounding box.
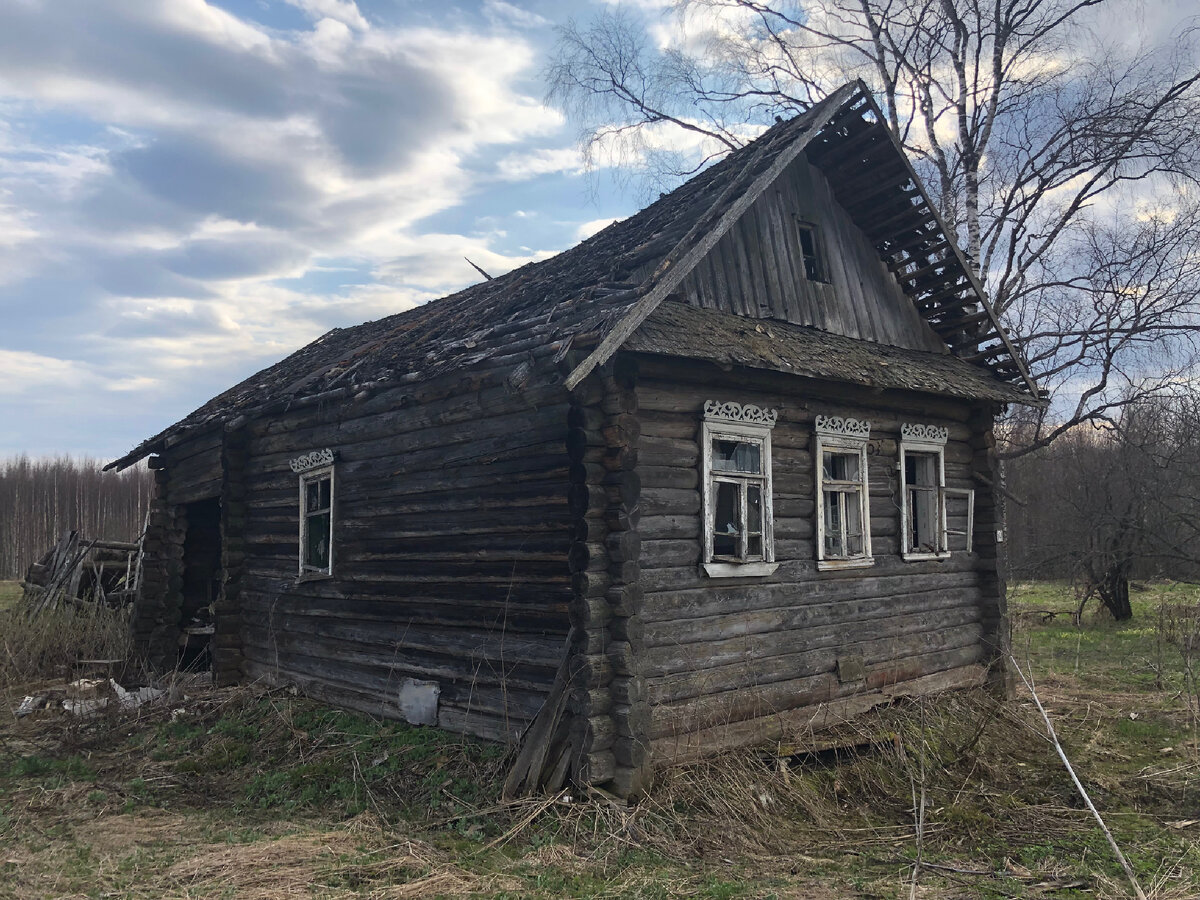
[548,0,1200,451]
[0,457,153,580]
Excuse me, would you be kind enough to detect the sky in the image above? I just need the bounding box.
[1,0,1194,462]
[0,0,677,462]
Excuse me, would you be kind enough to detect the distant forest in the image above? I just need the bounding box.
[0,457,154,580]
[3,415,1197,604]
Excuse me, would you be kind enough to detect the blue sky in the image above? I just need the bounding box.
[0,0,674,461]
[2,0,1193,461]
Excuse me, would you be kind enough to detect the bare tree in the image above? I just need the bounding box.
[1006,395,1200,619]
[0,456,153,580]
[548,1,1200,450]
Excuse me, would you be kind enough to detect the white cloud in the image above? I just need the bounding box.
[496,147,585,180]
[0,201,36,247]
[576,217,621,240]
[285,0,370,31]
[0,350,85,395]
[0,0,604,457]
[483,1,550,29]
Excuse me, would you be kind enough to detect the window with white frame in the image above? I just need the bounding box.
[814,416,873,569]
[899,424,954,559]
[291,449,336,577]
[700,400,778,577]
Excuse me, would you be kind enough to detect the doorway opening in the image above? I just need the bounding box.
[179,497,221,670]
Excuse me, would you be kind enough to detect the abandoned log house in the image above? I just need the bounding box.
[107,80,1042,798]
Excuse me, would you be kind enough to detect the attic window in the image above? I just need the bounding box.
[291,449,335,578]
[796,222,827,282]
[700,401,778,578]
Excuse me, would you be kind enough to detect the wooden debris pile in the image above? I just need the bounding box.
[21,529,145,615]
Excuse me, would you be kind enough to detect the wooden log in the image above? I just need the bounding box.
[602,415,641,448]
[584,750,617,783]
[607,640,637,677]
[607,584,643,617]
[612,735,650,769]
[603,471,641,510]
[651,665,987,763]
[605,530,641,563]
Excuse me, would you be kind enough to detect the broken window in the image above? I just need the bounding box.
[898,424,969,559]
[815,416,873,569]
[701,400,777,577]
[904,450,941,554]
[796,222,827,282]
[291,450,336,578]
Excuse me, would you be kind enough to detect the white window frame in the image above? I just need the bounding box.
[814,416,874,570]
[291,449,336,579]
[899,424,951,560]
[700,400,778,578]
[944,487,975,553]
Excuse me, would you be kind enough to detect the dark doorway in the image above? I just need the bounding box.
[180,497,221,670]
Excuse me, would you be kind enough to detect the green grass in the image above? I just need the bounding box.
[0,579,21,611]
[1,582,1199,898]
[1009,579,1200,692]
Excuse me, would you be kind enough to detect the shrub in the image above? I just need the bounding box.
[0,602,132,695]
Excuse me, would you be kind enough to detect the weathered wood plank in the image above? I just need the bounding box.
[650,664,987,762]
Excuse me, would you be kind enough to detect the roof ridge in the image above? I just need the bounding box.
[563,81,865,390]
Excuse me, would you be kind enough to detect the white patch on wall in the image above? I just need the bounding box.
[398,677,440,725]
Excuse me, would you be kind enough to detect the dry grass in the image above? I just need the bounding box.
[3,581,1200,897]
[0,600,133,698]
[4,675,1197,898]
[0,580,21,611]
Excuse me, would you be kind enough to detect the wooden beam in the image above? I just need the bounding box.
[892,247,957,282]
[933,310,991,333]
[866,203,936,240]
[960,344,1010,363]
[917,282,974,311]
[810,125,891,170]
[844,186,921,219]
[850,90,1040,397]
[829,161,910,204]
[823,136,902,180]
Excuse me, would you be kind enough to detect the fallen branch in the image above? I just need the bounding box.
[1010,654,1148,900]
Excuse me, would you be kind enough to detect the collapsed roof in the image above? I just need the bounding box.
[108,80,1037,472]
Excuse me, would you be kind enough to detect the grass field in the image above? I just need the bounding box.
[1,581,1198,898]
[0,580,21,611]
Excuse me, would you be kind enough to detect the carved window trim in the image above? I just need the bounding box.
[899,423,951,560]
[815,416,874,571]
[700,401,778,579]
[290,448,334,474]
[293,450,336,580]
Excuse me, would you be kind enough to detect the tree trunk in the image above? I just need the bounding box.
[1097,564,1133,622]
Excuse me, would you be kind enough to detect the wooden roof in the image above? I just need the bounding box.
[627,301,1034,404]
[107,81,1037,472]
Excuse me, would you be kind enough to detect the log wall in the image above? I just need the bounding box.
[230,365,574,742]
[132,427,224,669]
[212,426,248,684]
[677,154,947,355]
[628,355,1006,762]
[565,360,653,796]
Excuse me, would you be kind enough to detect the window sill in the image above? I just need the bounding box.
[818,557,875,571]
[701,561,779,578]
[297,571,334,583]
[902,552,951,562]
